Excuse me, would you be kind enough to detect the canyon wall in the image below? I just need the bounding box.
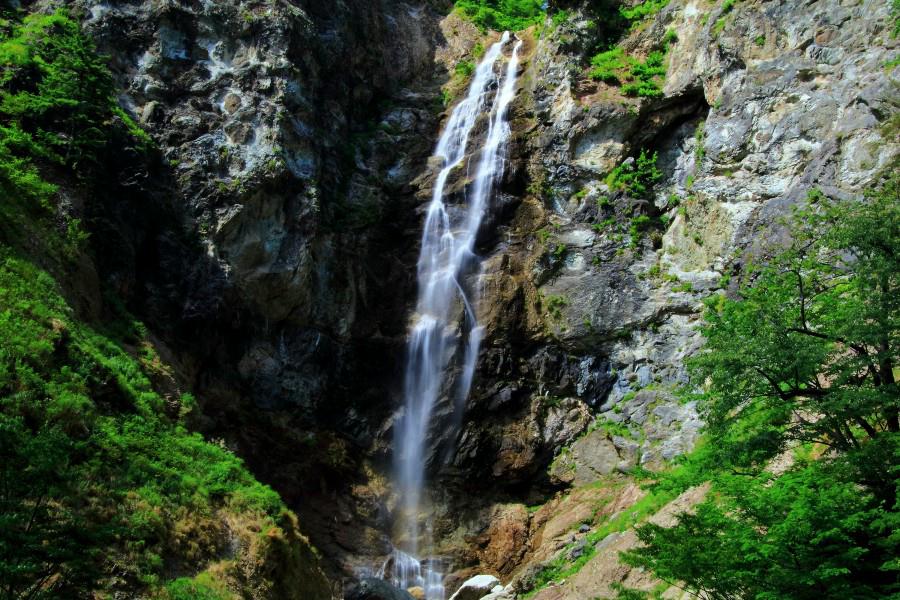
[41,0,898,594]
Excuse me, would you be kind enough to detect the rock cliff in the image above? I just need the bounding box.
[29,0,898,596]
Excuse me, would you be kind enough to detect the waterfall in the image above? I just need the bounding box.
[385,31,523,599]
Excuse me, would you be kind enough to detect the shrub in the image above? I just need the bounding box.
[455,60,475,76]
[590,47,628,83]
[455,0,545,31]
[590,48,667,97]
[619,0,671,23]
[606,150,662,198]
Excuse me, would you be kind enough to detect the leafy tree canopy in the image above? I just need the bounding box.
[620,172,900,599]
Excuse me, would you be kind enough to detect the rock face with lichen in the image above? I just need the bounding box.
[427,0,897,593]
[441,0,897,499]
[41,0,898,595]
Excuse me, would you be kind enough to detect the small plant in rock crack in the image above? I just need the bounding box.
[544,294,569,320]
[606,150,663,198]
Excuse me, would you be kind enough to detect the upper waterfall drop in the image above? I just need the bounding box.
[386,31,523,598]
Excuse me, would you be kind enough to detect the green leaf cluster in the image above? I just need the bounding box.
[590,47,668,97]
[455,0,545,32]
[619,0,671,24]
[606,149,662,198]
[619,175,900,599]
[0,11,147,173]
[0,10,149,258]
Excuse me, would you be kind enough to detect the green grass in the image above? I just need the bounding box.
[455,0,545,31]
[523,487,681,596]
[590,48,668,98]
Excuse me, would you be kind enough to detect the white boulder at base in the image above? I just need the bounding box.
[448,575,501,600]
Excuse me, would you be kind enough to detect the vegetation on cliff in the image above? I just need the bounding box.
[455,0,545,31]
[0,9,328,599]
[521,174,900,599]
[618,175,900,598]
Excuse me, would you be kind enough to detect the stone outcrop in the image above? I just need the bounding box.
[41,0,463,578]
[448,574,501,600]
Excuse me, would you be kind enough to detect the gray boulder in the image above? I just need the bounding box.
[448,574,501,600]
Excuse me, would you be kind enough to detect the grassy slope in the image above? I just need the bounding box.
[0,9,329,600]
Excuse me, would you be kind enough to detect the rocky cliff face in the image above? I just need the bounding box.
[46,0,897,595]
[425,0,898,594]
[49,0,455,578]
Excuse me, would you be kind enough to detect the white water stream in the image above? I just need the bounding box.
[382,31,523,599]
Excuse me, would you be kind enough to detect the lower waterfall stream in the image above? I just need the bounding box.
[376,31,523,599]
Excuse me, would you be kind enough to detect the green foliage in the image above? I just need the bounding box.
[0,252,288,595]
[0,413,113,599]
[711,0,738,36]
[619,176,900,599]
[551,9,570,28]
[455,59,475,77]
[163,573,236,600]
[0,10,149,258]
[629,215,652,246]
[621,51,666,97]
[662,28,678,45]
[693,181,899,464]
[0,11,146,171]
[536,227,553,244]
[455,0,545,31]
[624,455,899,599]
[606,150,662,198]
[589,47,628,83]
[588,2,677,98]
[693,120,706,163]
[619,0,671,24]
[590,46,667,97]
[0,10,303,599]
[545,294,568,319]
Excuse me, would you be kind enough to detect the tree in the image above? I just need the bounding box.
[693,178,898,472]
[620,173,900,599]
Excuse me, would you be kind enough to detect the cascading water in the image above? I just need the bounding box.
[382,31,523,599]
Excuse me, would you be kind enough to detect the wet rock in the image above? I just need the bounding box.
[345,578,415,600]
[479,586,513,600]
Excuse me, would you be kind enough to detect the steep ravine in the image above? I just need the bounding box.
[17,0,898,597]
